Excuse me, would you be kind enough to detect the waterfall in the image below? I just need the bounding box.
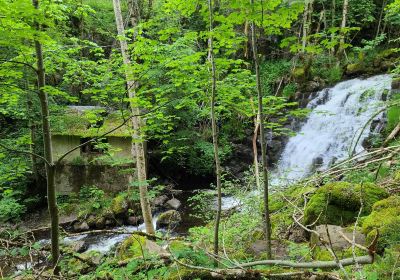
[273,74,392,185]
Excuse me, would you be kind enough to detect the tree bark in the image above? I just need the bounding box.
[112,0,155,235]
[208,0,222,267]
[338,0,349,56]
[250,0,272,259]
[32,0,60,270]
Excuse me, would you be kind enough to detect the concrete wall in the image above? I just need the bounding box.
[52,135,81,162]
[53,135,134,194]
[55,164,133,194]
[108,136,132,160]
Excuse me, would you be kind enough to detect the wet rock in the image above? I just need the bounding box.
[127,216,143,226]
[70,240,88,253]
[346,63,366,76]
[311,225,366,250]
[154,195,168,207]
[156,210,182,228]
[111,195,129,216]
[95,216,106,229]
[105,218,115,227]
[73,221,89,232]
[248,240,287,259]
[392,77,400,91]
[86,215,97,228]
[165,198,181,210]
[305,81,320,92]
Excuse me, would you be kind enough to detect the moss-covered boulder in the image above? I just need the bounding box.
[111,195,129,216]
[117,234,168,260]
[392,77,400,91]
[304,182,388,226]
[345,63,368,76]
[362,195,400,251]
[156,210,182,228]
[292,67,306,82]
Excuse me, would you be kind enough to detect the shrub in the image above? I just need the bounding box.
[0,196,26,222]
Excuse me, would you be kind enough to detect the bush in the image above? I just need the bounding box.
[303,182,388,226]
[0,195,26,222]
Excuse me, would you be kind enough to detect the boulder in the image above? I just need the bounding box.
[346,63,366,76]
[127,216,143,226]
[73,221,89,232]
[117,234,169,260]
[362,196,400,251]
[165,198,181,210]
[69,240,88,253]
[154,195,168,207]
[392,77,400,91]
[156,210,182,228]
[310,225,366,250]
[304,182,388,226]
[111,195,129,216]
[95,216,106,229]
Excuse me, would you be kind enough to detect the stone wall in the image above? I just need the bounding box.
[55,164,133,194]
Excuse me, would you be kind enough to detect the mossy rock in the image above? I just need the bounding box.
[157,210,182,228]
[392,77,400,91]
[111,195,129,216]
[292,67,306,81]
[362,195,400,251]
[304,182,388,226]
[345,63,368,76]
[117,234,168,260]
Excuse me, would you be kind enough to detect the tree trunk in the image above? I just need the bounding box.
[32,0,60,270]
[112,0,155,235]
[208,0,222,267]
[250,1,272,259]
[253,116,261,189]
[338,0,349,56]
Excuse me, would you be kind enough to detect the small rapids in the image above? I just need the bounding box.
[272,74,392,185]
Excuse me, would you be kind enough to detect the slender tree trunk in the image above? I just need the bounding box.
[252,118,261,189]
[112,0,155,235]
[208,0,222,267]
[250,0,272,259]
[301,0,309,53]
[338,0,349,56]
[375,0,386,38]
[32,0,60,270]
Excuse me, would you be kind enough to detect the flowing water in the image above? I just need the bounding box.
[272,74,392,185]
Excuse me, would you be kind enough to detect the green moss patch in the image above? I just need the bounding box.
[362,195,400,251]
[304,182,388,226]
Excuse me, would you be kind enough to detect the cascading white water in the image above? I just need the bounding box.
[273,74,392,185]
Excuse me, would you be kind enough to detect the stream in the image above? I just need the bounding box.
[12,74,393,273]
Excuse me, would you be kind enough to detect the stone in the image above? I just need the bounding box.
[311,225,366,250]
[153,195,169,207]
[105,218,115,227]
[86,215,97,228]
[111,195,129,216]
[73,221,89,232]
[95,216,106,229]
[156,210,182,228]
[303,182,388,226]
[345,63,366,76]
[165,198,181,210]
[249,240,269,257]
[305,81,320,92]
[127,216,143,226]
[392,77,400,91]
[70,240,88,253]
[117,234,169,260]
